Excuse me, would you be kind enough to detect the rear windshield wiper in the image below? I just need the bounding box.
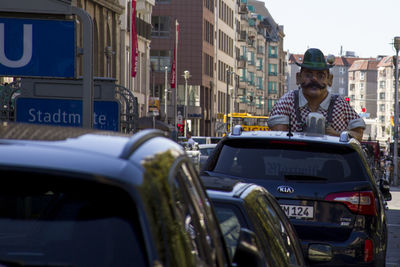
[284,174,327,181]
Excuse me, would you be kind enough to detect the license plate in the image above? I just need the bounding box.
[280,204,314,219]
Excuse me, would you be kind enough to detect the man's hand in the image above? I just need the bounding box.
[348,127,364,142]
[270,124,288,131]
[325,125,339,137]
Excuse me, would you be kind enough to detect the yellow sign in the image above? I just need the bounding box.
[242,125,269,131]
[149,97,160,112]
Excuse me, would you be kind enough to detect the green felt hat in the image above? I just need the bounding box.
[296,48,334,70]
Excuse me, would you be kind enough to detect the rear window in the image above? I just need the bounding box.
[0,171,147,267]
[212,139,368,182]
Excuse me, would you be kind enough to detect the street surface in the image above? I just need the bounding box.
[387,186,400,267]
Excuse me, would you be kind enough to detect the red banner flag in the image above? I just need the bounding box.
[131,0,138,77]
[170,21,179,88]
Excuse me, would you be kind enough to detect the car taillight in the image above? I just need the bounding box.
[324,191,377,216]
[364,239,373,262]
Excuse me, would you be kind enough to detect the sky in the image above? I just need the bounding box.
[262,0,400,58]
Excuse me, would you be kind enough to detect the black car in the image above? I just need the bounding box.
[203,176,307,267]
[202,126,390,266]
[0,123,261,267]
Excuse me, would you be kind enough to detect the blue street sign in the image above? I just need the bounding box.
[0,18,75,77]
[16,98,119,131]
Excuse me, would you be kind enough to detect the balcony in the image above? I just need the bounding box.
[239,96,249,103]
[239,3,248,14]
[248,29,256,39]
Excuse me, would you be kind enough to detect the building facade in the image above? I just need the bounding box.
[376,56,395,142]
[118,0,153,118]
[348,59,378,118]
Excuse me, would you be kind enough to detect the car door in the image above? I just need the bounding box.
[170,157,229,267]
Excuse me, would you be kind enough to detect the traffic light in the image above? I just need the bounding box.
[177,122,185,135]
[345,96,350,102]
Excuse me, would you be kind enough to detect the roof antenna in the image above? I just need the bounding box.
[287,115,293,138]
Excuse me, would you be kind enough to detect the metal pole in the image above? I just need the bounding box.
[394,36,400,186]
[184,76,188,138]
[225,68,230,133]
[230,74,237,131]
[152,68,155,97]
[164,66,168,123]
[174,20,179,132]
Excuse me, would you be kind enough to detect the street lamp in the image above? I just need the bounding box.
[183,70,190,137]
[164,66,168,123]
[393,36,400,186]
[225,68,230,134]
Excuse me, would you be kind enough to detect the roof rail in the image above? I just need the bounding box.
[119,129,165,159]
[339,131,351,142]
[231,125,243,136]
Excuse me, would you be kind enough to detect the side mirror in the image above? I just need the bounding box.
[232,228,264,267]
[379,179,392,201]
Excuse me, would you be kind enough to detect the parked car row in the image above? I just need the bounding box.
[0,123,389,266]
[201,125,391,267]
[0,123,267,267]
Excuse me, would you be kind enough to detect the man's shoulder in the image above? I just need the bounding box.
[279,90,296,101]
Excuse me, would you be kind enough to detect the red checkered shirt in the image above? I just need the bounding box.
[268,89,365,132]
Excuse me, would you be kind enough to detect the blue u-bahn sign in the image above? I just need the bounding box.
[16,98,120,131]
[0,18,75,77]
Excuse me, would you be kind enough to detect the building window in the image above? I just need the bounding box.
[268,46,277,58]
[204,53,213,77]
[151,16,170,37]
[379,116,385,123]
[257,77,263,89]
[268,81,277,94]
[268,64,277,76]
[204,0,214,12]
[380,104,385,112]
[359,83,364,90]
[256,58,263,71]
[204,20,214,45]
[150,50,171,71]
[247,51,255,65]
[379,92,385,99]
[248,72,255,85]
[379,81,386,89]
[359,71,365,80]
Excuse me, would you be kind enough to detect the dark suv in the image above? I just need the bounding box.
[202,126,390,266]
[0,123,260,267]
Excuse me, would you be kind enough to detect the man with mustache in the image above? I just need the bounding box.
[268,48,365,141]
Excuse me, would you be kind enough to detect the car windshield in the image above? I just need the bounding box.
[212,139,368,182]
[0,171,146,267]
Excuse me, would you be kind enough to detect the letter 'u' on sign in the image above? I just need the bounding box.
[0,23,32,68]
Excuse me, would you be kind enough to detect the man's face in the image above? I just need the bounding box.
[296,68,333,98]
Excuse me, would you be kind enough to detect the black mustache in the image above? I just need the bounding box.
[301,81,325,89]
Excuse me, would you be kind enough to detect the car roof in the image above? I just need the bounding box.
[228,129,359,146]
[0,123,185,183]
[199,144,217,149]
[202,176,256,199]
